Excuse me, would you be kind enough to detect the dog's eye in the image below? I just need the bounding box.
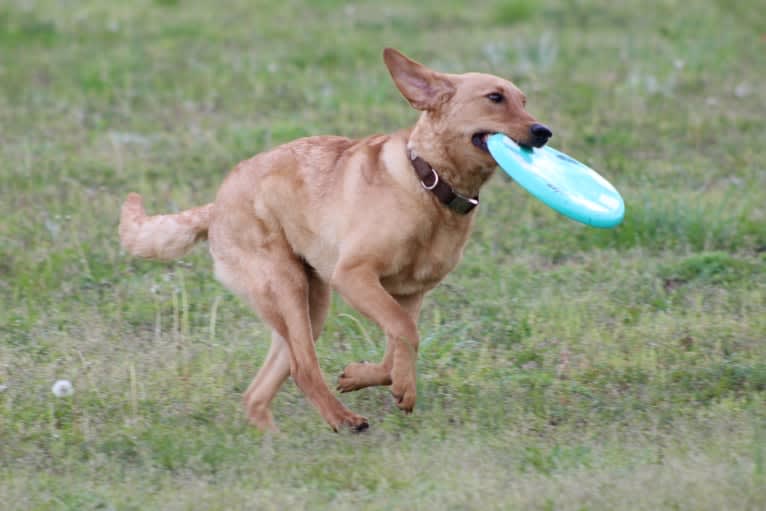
[487,92,505,104]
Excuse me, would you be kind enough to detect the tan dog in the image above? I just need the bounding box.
[119,48,551,432]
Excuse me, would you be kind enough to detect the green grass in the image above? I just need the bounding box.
[1,0,765,509]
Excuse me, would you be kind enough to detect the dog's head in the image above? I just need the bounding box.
[384,48,552,184]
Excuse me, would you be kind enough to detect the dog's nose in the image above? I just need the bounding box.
[530,123,553,147]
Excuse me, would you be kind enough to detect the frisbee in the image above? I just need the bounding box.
[487,133,625,228]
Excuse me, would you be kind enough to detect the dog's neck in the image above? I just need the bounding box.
[406,124,495,199]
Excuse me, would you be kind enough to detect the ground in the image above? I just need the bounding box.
[1,0,765,509]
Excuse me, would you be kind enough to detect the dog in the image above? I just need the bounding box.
[119,48,552,432]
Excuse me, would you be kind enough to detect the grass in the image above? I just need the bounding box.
[1,0,765,509]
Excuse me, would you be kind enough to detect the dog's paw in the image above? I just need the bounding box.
[391,381,416,413]
[336,372,361,393]
[346,415,370,433]
[336,361,367,393]
[245,407,280,432]
[390,359,417,413]
[330,411,369,433]
[336,361,391,393]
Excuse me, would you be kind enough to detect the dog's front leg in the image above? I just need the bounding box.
[332,264,420,412]
[337,293,423,395]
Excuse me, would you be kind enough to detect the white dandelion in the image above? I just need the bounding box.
[51,380,74,397]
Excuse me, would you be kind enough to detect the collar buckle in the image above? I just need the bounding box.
[447,195,480,215]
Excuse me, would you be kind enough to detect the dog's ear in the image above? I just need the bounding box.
[383,48,456,111]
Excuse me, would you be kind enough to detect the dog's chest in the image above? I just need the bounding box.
[380,224,468,296]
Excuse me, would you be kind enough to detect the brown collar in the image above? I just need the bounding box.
[408,150,479,215]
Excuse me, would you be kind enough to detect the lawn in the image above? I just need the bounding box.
[1,0,765,509]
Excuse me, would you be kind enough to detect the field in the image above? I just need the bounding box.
[1,0,765,509]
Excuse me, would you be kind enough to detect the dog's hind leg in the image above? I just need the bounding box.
[243,266,332,431]
[243,331,290,431]
[242,256,364,431]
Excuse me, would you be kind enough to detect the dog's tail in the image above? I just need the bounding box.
[119,193,213,261]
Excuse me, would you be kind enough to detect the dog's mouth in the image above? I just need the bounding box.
[472,132,532,153]
[471,132,492,153]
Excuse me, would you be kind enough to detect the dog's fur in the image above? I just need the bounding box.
[119,48,549,432]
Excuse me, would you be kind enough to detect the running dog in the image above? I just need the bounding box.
[119,48,552,432]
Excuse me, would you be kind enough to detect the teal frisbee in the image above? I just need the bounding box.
[487,133,625,228]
